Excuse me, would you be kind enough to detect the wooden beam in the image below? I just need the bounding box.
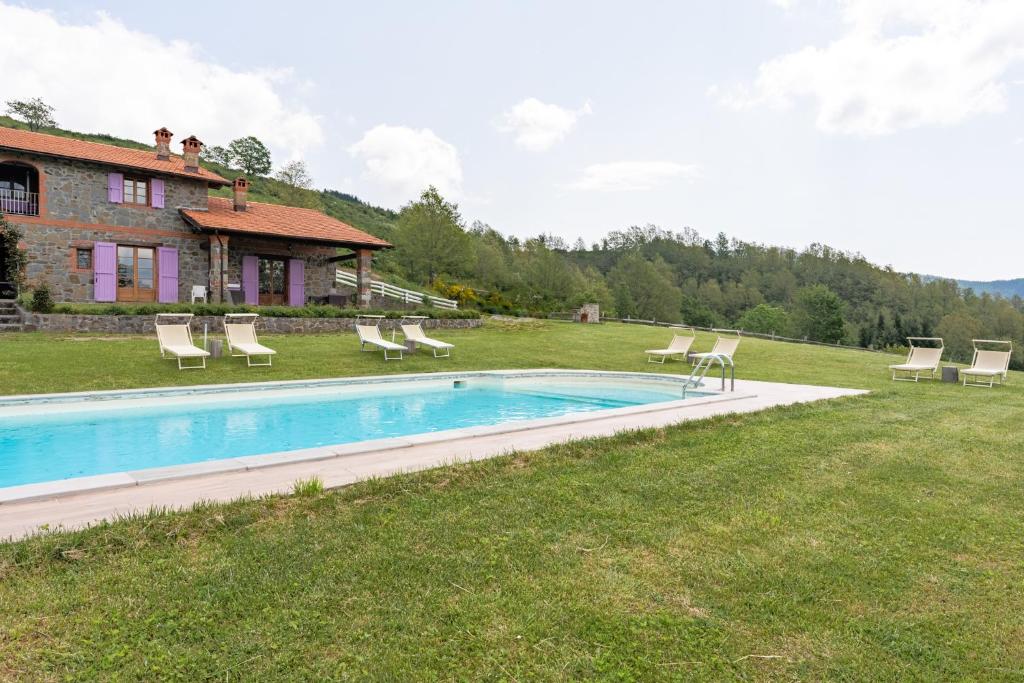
[326,252,359,264]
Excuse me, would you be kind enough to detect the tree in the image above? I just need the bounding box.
[607,253,682,322]
[202,145,234,167]
[737,304,790,336]
[227,136,272,177]
[275,160,314,189]
[392,186,472,284]
[792,284,846,343]
[936,311,982,363]
[5,98,56,131]
[0,214,28,286]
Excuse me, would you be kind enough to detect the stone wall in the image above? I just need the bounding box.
[25,312,481,335]
[40,156,209,227]
[21,226,208,302]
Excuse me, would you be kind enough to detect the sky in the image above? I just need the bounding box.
[1,0,1022,280]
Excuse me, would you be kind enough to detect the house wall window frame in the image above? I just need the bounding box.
[71,245,93,273]
[122,175,150,207]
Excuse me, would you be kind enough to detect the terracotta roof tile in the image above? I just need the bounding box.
[0,126,229,185]
[181,197,391,248]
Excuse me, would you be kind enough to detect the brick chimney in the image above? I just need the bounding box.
[181,135,203,173]
[154,127,173,160]
[232,176,249,211]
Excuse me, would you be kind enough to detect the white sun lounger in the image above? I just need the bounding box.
[690,330,741,366]
[401,321,453,358]
[889,337,944,382]
[224,313,277,367]
[645,328,695,363]
[155,313,210,370]
[961,340,1012,388]
[356,322,406,361]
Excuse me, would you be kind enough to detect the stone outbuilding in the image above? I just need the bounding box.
[0,125,390,306]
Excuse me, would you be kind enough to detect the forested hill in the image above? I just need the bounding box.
[4,118,1022,366]
[923,275,1024,300]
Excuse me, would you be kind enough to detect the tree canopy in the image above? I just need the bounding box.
[226,137,272,177]
[5,98,56,131]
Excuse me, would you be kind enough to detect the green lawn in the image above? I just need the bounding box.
[1,321,1023,680]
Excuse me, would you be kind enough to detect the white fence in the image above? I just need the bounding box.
[335,270,458,310]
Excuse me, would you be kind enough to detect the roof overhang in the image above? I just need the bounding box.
[180,213,392,250]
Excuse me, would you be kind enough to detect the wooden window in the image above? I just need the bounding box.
[75,247,92,271]
[122,176,149,206]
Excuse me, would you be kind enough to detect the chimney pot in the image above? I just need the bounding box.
[154,127,173,161]
[181,135,203,173]
[233,176,249,212]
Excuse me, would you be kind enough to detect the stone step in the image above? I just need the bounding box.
[0,314,21,322]
[0,324,25,332]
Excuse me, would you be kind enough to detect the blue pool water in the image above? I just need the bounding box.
[0,378,692,489]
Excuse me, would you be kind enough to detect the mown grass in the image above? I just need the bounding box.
[1,320,1023,680]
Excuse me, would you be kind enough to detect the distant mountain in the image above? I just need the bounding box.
[922,274,1024,299]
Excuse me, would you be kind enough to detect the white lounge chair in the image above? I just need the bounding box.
[400,319,453,358]
[356,319,405,361]
[889,337,944,382]
[961,340,1012,388]
[690,330,741,366]
[645,328,695,364]
[224,313,277,367]
[155,313,210,370]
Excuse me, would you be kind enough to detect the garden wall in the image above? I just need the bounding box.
[24,313,482,335]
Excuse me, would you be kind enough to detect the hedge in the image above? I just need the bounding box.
[45,303,481,320]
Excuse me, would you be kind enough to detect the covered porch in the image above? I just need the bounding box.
[180,179,391,308]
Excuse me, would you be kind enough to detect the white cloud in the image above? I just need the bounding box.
[715,0,1024,135]
[0,4,322,157]
[567,161,701,192]
[348,125,463,205]
[497,98,592,151]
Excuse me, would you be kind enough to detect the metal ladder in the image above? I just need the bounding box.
[682,353,735,397]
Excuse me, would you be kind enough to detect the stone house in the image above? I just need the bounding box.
[0,126,390,306]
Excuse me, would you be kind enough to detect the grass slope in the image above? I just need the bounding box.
[1,322,1023,680]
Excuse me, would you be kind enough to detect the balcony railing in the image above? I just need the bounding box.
[0,190,39,216]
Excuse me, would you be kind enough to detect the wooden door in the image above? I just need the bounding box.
[116,246,156,302]
[258,258,287,306]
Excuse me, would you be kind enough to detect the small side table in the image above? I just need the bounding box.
[404,339,418,354]
[209,339,224,359]
[941,366,959,383]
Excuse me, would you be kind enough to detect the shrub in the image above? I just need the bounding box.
[30,283,54,313]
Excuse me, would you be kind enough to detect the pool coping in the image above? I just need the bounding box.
[0,370,747,505]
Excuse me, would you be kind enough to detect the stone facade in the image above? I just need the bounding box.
[25,312,481,335]
[2,150,366,306]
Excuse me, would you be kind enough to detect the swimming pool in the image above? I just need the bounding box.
[0,372,709,492]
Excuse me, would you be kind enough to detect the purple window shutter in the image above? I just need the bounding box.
[107,173,123,203]
[151,178,165,209]
[242,255,259,305]
[157,247,178,303]
[288,259,305,307]
[93,242,117,302]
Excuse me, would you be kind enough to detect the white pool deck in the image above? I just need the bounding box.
[0,372,866,541]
